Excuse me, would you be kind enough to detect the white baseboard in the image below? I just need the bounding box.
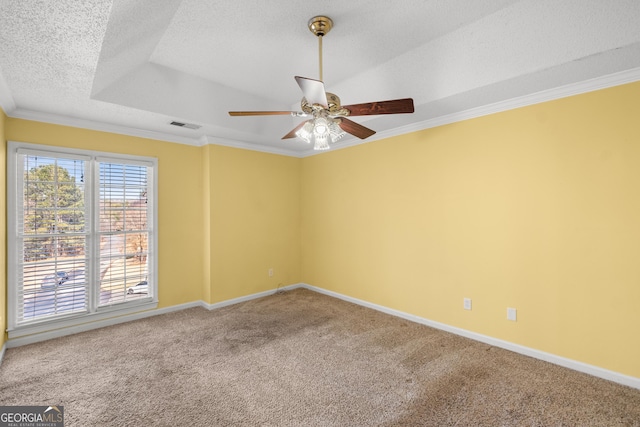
[3,282,638,390]
[4,285,303,349]
[300,283,640,390]
[6,300,202,348]
[201,283,302,310]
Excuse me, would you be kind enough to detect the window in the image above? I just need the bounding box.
[7,142,157,338]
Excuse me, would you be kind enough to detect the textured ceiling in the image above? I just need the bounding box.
[1,0,640,156]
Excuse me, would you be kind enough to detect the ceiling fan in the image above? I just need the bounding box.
[229,16,415,150]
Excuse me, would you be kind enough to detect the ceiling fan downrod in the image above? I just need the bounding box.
[308,16,333,82]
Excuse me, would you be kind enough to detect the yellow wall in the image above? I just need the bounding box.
[3,82,639,380]
[0,108,6,349]
[301,81,640,378]
[207,145,301,303]
[3,119,302,318]
[5,118,205,307]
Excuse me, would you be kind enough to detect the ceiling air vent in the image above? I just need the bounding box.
[170,121,201,130]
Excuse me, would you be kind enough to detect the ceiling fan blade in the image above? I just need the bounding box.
[229,111,297,116]
[295,76,328,108]
[338,118,376,140]
[342,98,414,116]
[282,120,310,139]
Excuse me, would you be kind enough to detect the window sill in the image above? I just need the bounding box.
[7,299,158,341]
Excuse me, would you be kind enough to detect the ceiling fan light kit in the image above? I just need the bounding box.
[228,16,415,151]
[295,116,346,150]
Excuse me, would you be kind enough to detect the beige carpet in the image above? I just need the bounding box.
[1,288,639,426]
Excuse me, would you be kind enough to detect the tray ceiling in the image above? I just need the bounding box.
[1,0,640,156]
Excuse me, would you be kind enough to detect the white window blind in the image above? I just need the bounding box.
[8,143,157,336]
[97,160,152,307]
[18,154,90,321]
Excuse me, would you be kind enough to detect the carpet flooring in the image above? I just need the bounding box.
[1,288,639,426]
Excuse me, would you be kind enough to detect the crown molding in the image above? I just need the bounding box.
[8,108,204,146]
[407,66,640,135]
[297,66,640,157]
[3,67,640,157]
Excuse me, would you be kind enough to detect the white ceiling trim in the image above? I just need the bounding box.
[296,66,640,158]
[7,107,204,147]
[3,67,639,158]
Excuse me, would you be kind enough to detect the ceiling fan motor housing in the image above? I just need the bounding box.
[301,92,345,115]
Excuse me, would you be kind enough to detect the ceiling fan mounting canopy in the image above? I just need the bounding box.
[308,16,333,37]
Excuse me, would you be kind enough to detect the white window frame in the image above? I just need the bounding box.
[7,141,158,339]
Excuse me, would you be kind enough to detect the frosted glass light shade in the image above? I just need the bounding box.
[297,117,347,150]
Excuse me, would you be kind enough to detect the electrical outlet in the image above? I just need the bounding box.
[268,268,274,277]
[463,298,472,310]
[507,307,517,321]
